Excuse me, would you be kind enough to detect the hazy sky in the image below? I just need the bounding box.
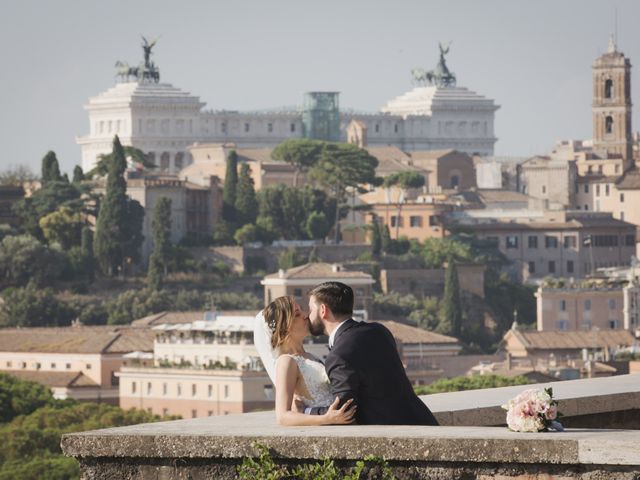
[2,0,640,175]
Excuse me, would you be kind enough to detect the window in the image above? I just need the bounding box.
[177,384,182,397]
[605,115,613,134]
[224,385,230,398]
[175,152,184,171]
[50,363,56,369]
[290,123,296,132]
[548,261,556,273]
[86,363,92,370]
[132,382,137,394]
[293,288,302,297]
[620,193,625,203]
[506,235,518,249]
[528,262,535,274]
[428,215,438,227]
[556,320,569,331]
[545,236,558,248]
[584,204,589,210]
[564,236,576,248]
[609,299,616,310]
[394,123,399,133]
[66,363,71,370]
[390,216,403,228]
[192,384,197,397]
[192,410,197,418]
[147,382,152,395]
[593,235,619,247]
[596,185,600,196]
[605,184,610,196]
[410,216,422,227]
[162,408,169,416]
[621,212,625,221]
[21,362,26,369]
[584,300,592,311]
[267,123,273,133]
[609,319,618,329]
[560,299,566,311]
[208,385,213,398]
[584,185,589,193]
[244,123,250,132]
[528,236,538,249]
[375,124,380,133]
[163,383,168,396]
[35,362,41,370]
[208,411,214,416]
[567,260,574,274]
[221,122,227,134]
[605,78,613,98]
[625,234,635,246]
[541,185,546,194]
[6,361,11,368]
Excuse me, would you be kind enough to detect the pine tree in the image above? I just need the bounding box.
[381,224,392,254]
[235,163,257,226]
[148,197,172,290]
[371,218,382,256]
[222,150,238,223]
[93,136,129,276]
[41,151,62,183]
[72,165,85,183]
[438,258,463,338]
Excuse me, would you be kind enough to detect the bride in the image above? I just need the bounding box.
[255,296,356,426]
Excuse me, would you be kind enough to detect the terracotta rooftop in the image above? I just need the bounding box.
[376,320,459,345]
[264,262,373,280]
[0,326,154,354]
[3,370,99,388]
[132,310,259,326]
[510,329,636,351]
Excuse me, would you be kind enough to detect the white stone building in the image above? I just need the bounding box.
[77,45,499,173]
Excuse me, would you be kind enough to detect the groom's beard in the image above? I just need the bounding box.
[308,316,325,336]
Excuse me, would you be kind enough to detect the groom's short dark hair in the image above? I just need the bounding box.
[309,282,354,317]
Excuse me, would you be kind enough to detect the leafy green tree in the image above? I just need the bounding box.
[93,136,130,276]
[309,143,379,244]
[86,145,155,178]
[414,374,532,395]
[0,373,55,423]
[305,211,330,240]
[234,224,259,245]
[421,237,473,268]
[383,171,425,238]
[40,151,63,183]
[222,150,238,223]
[0,283,75,327]
[39,206,83,249]
[408,296,441,331]
[72,165,84,183]
[148,197,172,290]
[271,139,324,187]
[438,258,463,337]
[235,163,258,226]
[0,234,66,288]
[212,220,236,246]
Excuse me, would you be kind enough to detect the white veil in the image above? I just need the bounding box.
[254,310,278,384]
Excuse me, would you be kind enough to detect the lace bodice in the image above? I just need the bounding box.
[284,354,333,408]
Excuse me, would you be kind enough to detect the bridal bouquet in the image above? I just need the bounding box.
[502,387,563,432]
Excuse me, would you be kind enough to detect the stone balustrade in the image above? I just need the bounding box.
[61,374,640,479]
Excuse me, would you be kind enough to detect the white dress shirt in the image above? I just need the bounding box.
[328,319,350,349]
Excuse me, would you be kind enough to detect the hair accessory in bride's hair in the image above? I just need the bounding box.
[267,316,277,332]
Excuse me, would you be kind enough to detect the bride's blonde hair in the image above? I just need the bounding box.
[262,296,296,349]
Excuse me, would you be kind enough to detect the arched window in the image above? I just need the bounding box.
[160,152,170,172]
[147,152,156,167]
[450,175,460,189]
[605,115,614,134]
[604,79,613,99]
[175,152,184,171]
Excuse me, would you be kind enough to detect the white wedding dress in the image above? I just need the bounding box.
[280,353,334,408]
[254,311,332,409]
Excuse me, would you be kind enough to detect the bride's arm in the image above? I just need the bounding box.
[275,356,355,426]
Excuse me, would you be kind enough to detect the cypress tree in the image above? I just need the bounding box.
[235,163,257,226]
[222,150,238,223]
[41,151,62,183]
[93,136,129,276]
[381,224,392,254]
[72,165,85,183]
[148,197,172,290]
[438,258,463,338]
[371,218,382,256]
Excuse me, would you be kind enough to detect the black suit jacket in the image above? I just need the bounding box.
[312,319,438,425]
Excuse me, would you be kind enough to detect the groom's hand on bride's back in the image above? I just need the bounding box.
[324,396,357,425]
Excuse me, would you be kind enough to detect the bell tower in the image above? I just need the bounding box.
[592,35,633,168]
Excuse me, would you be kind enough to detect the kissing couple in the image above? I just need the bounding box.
[254,281,439,426]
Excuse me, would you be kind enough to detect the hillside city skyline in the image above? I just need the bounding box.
[3,0,640,173]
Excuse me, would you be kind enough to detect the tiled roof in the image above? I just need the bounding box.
[513,329,635,350]
[132,310,259,326]
[409,149,457,161]
[264,262,373,280]
[0,326,154,354]
[376,321,459,345]
[616,168,640,189]
[3,370,99,388]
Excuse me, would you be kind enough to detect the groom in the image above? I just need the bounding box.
[306,281,439,425]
